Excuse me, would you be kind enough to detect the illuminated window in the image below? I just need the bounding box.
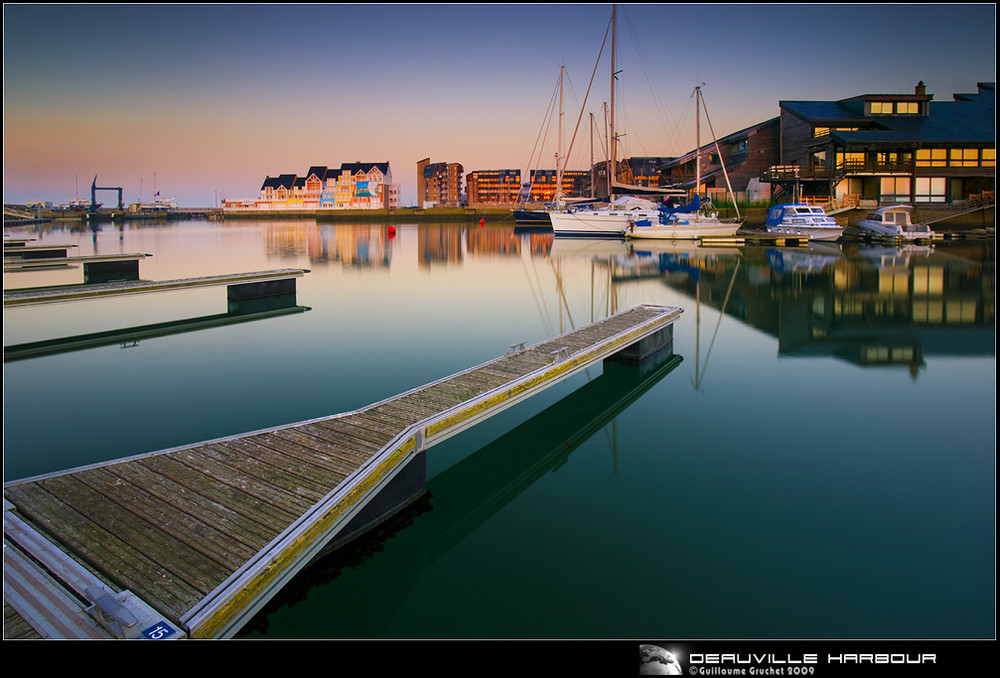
[949,149,979,167]
[837,152,866,170]
[916,148,948,167]
[880,177,911,203]
[871,101,893,114]
[915,177,947,203]
[983,149,996,167]
[896,101,919,114]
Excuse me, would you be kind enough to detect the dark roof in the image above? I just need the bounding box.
[340,162,390,176]
[260,174,298,190]
[781,82,995,146]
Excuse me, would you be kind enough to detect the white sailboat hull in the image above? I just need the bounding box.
[626,217,741,240]
[549,211,629,237]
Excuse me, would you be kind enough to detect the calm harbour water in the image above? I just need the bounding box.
[2,218,995,640]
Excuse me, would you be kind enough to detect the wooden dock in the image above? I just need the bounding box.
[3,304,682,639]
[3,269,309,308]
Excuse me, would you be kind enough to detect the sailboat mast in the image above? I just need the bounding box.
[556,65,564,204]
[695,86,701,202]
[609,4,617,193]
[590,112,595,199]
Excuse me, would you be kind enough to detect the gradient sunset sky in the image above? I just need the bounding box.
[3,3,995,207]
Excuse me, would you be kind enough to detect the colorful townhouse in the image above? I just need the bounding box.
[224,163,398,210]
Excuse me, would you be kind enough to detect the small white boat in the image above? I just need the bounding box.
[765,203,844,241]
[625,195,741,240]
[856,205,935,241]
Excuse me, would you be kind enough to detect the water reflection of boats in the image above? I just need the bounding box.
[854,205,936,242]
[852,243,934,267]
[766,241,845,274]
[764,203,844,241]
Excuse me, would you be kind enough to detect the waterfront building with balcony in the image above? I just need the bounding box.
[466,169,522,206]
[523,169,590,202]
[224,162,398,211]
[763,81,995,206]
[417,159,464,207]
[657,121,781,202]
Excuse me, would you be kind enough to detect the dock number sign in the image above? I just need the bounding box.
[142,621,178,640]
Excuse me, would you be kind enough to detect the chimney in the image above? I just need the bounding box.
[915,81,926,95]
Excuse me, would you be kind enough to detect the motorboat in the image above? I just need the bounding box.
[764,203,844,241]
[856,205,936,242]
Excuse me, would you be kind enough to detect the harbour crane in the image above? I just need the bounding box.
[91,175,124,211]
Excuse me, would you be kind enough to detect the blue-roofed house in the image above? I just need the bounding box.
[765,81,995,206]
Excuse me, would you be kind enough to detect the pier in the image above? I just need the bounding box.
[5,253,153,284]
[3,269,309,308]
[3,304,682,639]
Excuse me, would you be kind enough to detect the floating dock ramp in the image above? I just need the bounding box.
[3,304,682,639]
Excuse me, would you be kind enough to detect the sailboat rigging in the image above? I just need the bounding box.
[549,4,688,238]
[624,85,743,240]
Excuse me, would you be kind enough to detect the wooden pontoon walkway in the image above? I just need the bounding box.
[3,304,682,639]
[3,269,309,308]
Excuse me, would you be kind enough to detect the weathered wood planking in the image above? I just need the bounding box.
[3,304,681,639]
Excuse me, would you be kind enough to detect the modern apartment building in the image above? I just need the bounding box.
[417,160,464,207]
[466,169,522,205]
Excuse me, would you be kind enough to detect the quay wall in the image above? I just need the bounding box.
[223,207,516,223]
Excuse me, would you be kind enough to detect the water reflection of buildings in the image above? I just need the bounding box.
[264,222,392,268]
[626,240,994,377]
[264,221,554,269]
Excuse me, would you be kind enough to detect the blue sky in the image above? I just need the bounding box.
[3,3,996,207]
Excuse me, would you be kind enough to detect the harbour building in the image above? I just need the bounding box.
[466,169,522,205]
[223,163,398,211]
[762,81,995,206]
[417,159,464,208]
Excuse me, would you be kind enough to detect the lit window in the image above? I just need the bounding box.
[983,148,996,167]
[916,149,948,167]
[915,177,947,203]
[880,177,910,203]
[871,101,892,114]
[896,101,919,114]
[950,148,980,167]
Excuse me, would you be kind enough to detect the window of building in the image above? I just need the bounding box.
[915,148,948,167]
[950,148,980,167]
[914,177,947,203]
[871,101,893,114]
[896,101,919,114]
[836,152,866,170]
[880,177,911,203]
[983,148,996,167]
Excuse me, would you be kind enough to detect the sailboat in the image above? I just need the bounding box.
[549,5,685,238]
[514,66,566,228]
[625,86,742,240]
